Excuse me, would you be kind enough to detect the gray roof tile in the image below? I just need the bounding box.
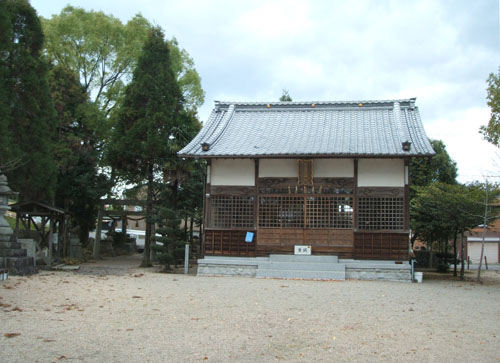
[179,99,435,158]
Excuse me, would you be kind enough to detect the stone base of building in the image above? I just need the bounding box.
[197,255,411,282]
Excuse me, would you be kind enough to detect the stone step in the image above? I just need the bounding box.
[269,254,339,263]
[258,261,345,271]
[256,268,345,280]
[0,241,22,249]
[0,248,27,257]
[0,256,37,275]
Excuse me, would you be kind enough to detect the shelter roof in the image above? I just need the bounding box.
[10,201,70,216]
[178,98,435,158]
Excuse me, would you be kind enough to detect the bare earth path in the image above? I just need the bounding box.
[1,254,499,362]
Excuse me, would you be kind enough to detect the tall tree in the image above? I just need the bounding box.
[410,139,458,189]
[42,7,151,116]
[480,66,500,146]
[108,27,186,267]
[48,65,110,247]
[1,0,57,201]
[0,0,11,161]
[42,7,204,116]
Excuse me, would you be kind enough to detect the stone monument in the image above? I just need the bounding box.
[0,172,37,275]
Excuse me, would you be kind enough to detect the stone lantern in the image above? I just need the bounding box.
[0,173,15,237]
[0,172,36,275]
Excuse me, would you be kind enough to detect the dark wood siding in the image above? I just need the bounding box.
[204,229,256,257]
[257,228,354,257]
[353,232,409,260]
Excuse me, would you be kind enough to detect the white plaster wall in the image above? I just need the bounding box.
[259,159,297,177]
[211,159,255,186]
[358,159,404,187]
[314,159,354,177]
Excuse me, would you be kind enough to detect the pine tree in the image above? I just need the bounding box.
[108,27,185,267]
[1,0,57,201]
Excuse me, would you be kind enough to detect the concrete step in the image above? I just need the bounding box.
[256,268,345,280]
[0,248,27,257]
[258,261,345,271]
[199,257,265,266]
[269,254,339,263]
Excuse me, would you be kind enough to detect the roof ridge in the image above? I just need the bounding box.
[215,98,416,107]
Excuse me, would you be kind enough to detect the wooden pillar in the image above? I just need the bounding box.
[202,160,211,257]
[254,159,259,253]
[48,217,54,267]
[353,159,358,230]
[93,204,103,258]
[123,214,128,239]
[63,214,69,258]
[404,158,410,231]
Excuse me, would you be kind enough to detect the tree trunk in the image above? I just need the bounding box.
[189,216,194,245]
[79,224,90,248]
[477,181,488,282]
[460,231,465,281]
[453,230,458,277]
[141,164,154,268]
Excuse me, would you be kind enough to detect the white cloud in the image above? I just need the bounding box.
[31,0,500,183]
[426,107,499,182]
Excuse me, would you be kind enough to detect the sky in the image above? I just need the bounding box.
[31,0,500,183]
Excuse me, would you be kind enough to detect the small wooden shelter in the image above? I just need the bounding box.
[11,201,71,259]
[179,99,435,262]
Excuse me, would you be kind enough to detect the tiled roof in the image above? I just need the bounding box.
[178,99,435,158]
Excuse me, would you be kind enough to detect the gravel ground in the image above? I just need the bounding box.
[1,254,499,363]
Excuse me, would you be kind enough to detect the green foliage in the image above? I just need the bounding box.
[169,38,205,111]
[410,139,457,190]
[108,27,184,180]
[411,182,496,251]
[279,89,292,102]
[152,208,187,270]
[42,8,204,116]
[480,66,500,146]
[0,1,11,159]
[108,27,188,266]
[42,6,152,116]
[48,65,111,246]
[1,0,57,201]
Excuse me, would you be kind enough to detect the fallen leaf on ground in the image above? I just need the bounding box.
[43,339,55,342]
[4,333,20,338]
[11,307,23,312]
[56,355,66,360]
[132,274,144,278]
[132,296,142,299]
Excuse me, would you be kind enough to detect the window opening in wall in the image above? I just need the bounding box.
[259,196,353,229]
[209,195,254,228]
[357,197,404,230]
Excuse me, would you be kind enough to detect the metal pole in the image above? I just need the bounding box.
[184,243,189,274]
